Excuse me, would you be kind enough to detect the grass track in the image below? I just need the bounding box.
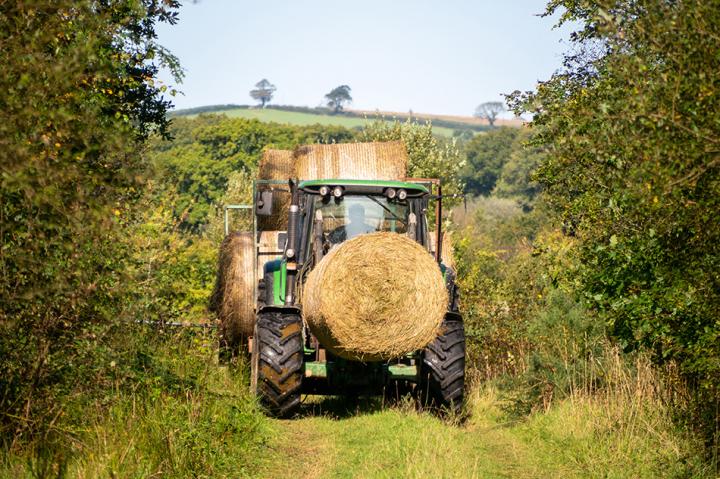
[1,340,706,478]
[257,387,704,479]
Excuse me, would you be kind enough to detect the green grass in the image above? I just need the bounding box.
[257,384,708,479]
[2,338,709,478]
[183,108,458,137]
[0,333,273,479]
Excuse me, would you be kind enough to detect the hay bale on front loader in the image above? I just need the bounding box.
[302,232,447,361]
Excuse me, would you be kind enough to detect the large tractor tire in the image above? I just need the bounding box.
[251,311,303,417]
[419,317,465,414]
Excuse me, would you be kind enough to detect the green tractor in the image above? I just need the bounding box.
[227,177,464,417]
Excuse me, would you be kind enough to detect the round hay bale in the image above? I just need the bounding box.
[428,231,456,270]
[441,232,455,270]
[257,149,294,231]
[303,232,447,361]
[294,141,408,181]
[210,232,255,347]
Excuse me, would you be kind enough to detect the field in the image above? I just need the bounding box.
[177,107,460,137]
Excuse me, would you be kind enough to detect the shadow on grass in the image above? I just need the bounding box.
[295,395,386,419]
[294,388,422,420]
[292,387,467,425]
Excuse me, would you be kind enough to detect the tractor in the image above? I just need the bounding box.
[224,177,465,417]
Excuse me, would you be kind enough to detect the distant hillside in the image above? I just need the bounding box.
[349,108,524,128]
[168,104,522,137]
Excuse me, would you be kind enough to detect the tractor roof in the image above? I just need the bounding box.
[299,179,430,194]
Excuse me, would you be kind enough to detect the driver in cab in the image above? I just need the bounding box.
[328,203,375,243]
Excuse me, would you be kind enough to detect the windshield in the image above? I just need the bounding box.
[313,195,412,244]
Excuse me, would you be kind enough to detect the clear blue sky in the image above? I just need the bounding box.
[156,0,573,117]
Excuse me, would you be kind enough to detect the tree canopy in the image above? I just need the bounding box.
[360,119,465,204]
[250,79,276,108]
[325,85,353,113]
[0,0,181,442]
[510,0,720,440]
[150,116,356,231]
[460,127,522,196]
[474,101,505,127]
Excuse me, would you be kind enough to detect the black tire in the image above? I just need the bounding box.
[419,318,465,414]
[252,311,303,417]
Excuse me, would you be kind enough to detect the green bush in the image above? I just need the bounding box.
[360,119,465,204]
[0,0,180,447]
[1,331,270,478]
[510,0,720,453]
[460,127,522,196]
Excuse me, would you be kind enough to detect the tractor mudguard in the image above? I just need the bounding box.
[263,259,287,306]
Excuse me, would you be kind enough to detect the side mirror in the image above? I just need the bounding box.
[255,190,274,216]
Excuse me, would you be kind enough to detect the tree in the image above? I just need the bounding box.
[150,116,357,232]
[493,137,545,207]
[460,127,522,196]
[509,0,720,447]
[250,79,276,108]
[325,85,352,113]
[474,101,505,127]
[0,0,180,443]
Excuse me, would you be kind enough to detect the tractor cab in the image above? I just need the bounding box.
[297,179,434,266]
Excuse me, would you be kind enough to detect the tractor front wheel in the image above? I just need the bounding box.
[419,317,465,414]
[251,311,304,417]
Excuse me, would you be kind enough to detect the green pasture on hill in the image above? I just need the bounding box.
[182,107,458,137]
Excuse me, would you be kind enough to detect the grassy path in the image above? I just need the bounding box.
[258,396,544,478]
[256,389,701,479]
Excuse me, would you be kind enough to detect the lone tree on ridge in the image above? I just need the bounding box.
[250,79,276,108]
[474,101,506,127]
[325,85,352,113]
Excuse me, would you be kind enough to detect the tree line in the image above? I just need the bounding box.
[249,77,505,126]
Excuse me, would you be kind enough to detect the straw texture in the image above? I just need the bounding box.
[429,232,456,270]
[257,149,294,230]
[294,141,408,180]
[441,232,455,270]
[210,232,255,344]
[302,232,447,361]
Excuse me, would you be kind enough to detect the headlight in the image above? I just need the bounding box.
[397,189,407,200]
[385,187,397,199]
[332,186,344,198]
[319,185,330,196]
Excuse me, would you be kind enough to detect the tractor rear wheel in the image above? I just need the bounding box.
[419,317,465,414]
[251,311,303,417]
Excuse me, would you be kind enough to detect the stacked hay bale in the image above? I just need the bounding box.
[302,232,447,361]
[257,148,294,231]
[441,232,455,270]
[209,232,255,345]
[429,231,456,270]
[294,141,408,180]
[255,143,409,227]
